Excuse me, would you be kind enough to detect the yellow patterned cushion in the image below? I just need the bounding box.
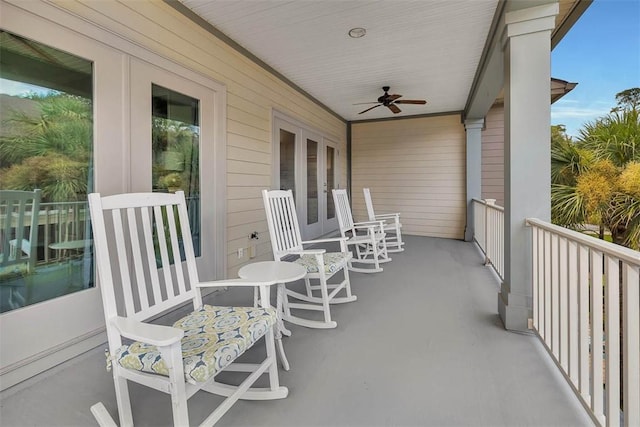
[294,252,349,274]
[115,305,276,384]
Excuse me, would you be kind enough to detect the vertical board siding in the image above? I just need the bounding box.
[482,104,504,206]
[47,0,347,277]
[351,115,465,239]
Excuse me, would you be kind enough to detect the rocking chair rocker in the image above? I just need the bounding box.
[262,189,356,329]
[333,189,390,273]
[88,191,286,426]
[363,188,404,253]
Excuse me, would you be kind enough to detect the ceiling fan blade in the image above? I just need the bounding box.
[387,94,402,101]
[359,104,382,114]
[353,102,380,105]
[387,104,401,114]
[395,99,427,105]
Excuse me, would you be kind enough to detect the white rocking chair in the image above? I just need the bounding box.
[262,189,356,329]
[1,189,41,310]
[88,191,286,427]
[363,188,404,253]
[333,189,390,273]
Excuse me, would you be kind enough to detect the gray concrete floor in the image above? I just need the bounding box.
[0,236,593,426]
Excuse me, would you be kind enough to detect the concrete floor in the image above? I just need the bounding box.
[0,235,593,426]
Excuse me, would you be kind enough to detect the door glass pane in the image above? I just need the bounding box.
[326,146,335,220]
[151,84,200,256]
[307,139,319,225]
[279,129,296,194]
[0,30,94,313]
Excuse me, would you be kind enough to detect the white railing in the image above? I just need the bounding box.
[527,218,640,427]
[472,198,504,280]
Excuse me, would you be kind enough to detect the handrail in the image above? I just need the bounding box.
[472,197,504,212]
[526,217,640,266]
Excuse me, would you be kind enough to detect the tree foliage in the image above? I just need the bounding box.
[552,89,640,249]
[0,93,92,202]
[613,87,640,112]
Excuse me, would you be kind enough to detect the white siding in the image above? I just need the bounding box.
[42,0,348,277]
[481,104,504,206]
[351,115,466,239]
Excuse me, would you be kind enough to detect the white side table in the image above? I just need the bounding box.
[238,261,306,371]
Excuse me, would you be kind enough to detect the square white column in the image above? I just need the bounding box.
[464,119,484,242]
[499,3,558,331]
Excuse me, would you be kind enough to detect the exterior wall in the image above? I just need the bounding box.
[45,0,348,278]
[0,0,347,388]
[481,104,505,206]
[351,114,466,239]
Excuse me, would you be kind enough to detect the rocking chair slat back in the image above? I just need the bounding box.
[90,192,199,324]
[333,189,355,233]
[363,188,376,221]
[141,206,163,305]
[263,190,303,259]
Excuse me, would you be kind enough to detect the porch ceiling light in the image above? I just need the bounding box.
[348,27,366,38]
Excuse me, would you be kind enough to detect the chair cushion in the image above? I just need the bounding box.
[294,252,349,274]
[115,305,276,384]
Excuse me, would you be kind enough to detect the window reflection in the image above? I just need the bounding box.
[0,30,94,313]
[280,129,296,194]
[151,84,201,256]
[307,139,318,225]
[326,146,335,220]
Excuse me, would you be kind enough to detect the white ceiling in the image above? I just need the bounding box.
[180,0,500,121]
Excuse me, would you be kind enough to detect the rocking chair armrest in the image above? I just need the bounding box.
[290,248,326,256]
[111,316,184,347]
[302,236,348,245]
[196,278,277,288]
[374,213,400,219]
[353,220,385,227]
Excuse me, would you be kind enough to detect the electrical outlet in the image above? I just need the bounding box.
[237,247,244,259]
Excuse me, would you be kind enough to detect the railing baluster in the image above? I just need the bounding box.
[551,233,560,358]
[623,263,639,427]
[579,244,591,401]
[559,236,569,371]
[605,255,620,427]
[537,226,545,337]
[591,249,605,424]
[568,240,579,385]
[544,230,552,342]
[532,225,539,332]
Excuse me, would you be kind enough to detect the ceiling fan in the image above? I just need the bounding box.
[356,86,427,115]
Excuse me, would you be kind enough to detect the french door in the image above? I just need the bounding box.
[130,58,223,280]
[1,3,226,390]
[274,116,338,240]
[0,7,125,389]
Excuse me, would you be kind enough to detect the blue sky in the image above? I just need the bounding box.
[551,0,640,138]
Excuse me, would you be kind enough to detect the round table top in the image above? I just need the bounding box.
[238,261,306,283]
[49,239,93,250]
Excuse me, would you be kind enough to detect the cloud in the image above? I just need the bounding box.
[0,79,51,96]
[551,99,610,120]
[551,107,610,119]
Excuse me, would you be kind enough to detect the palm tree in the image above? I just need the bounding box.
[551,96,640,249]
[0,93,92,202]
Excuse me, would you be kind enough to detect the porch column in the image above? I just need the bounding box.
[464,119,484,242]
[499,3,558,331]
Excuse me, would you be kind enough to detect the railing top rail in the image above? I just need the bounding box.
[526,217,640,266]
[472,198,505,212]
